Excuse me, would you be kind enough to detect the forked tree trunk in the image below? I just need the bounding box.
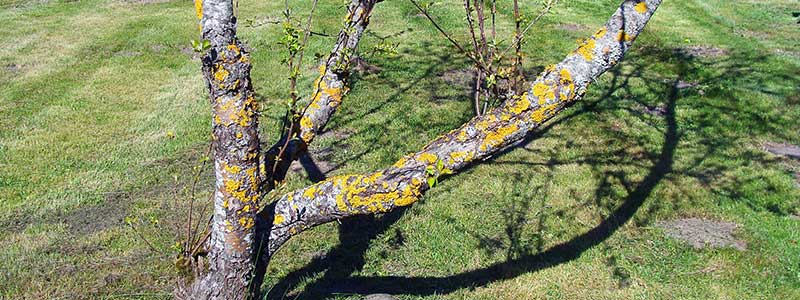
[178,0,663,299]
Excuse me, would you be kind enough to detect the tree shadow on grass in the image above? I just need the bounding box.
[267,36,798,298]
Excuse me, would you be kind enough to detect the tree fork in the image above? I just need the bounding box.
[262,0,664,257]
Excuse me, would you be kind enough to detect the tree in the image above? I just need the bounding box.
[177,0,663,298]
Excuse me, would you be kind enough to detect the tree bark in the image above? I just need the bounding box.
[262,0,664,257]
[179,0,379,299]
[180,0,261,299]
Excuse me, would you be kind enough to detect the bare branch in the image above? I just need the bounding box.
[263,0,380,186]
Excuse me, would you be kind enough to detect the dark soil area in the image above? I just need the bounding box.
[657,218,746,251]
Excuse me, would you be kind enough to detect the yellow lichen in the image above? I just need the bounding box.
[480,123,519,151]
[194,0,202,21]
[575,38,596,61]
[531,103,559,123]
[417,153,438,164]
[393,156,409,168]
[238,217,254,229]
[507,93,530,115]
[226,44,240,56]
[559,68,574,101]
[532,82,556,105]
[224,220,233,232]
[634,1,648,14]
[456,130,469,142]
[616,30,635,42]
[225,164,242,174]
[593,27,608,39]
[449,150,474,163]
[303,186,317,198]
[299,116,313,130]
[273,214,285,225]
[214,65,229,82]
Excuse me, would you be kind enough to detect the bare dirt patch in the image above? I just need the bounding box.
[762,142,800,159]
[180,46,200,60]
[5,63,22,73]
[351,56,382,76]
[634,103,668,116]
[657,218,746,251]
[57,193,132,236]
[675,46,729,59]
[439,68,475,88]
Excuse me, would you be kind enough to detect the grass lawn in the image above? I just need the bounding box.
[1,0,799,299]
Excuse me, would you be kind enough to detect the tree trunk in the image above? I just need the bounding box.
[180,0,261,298]
[178,0,664,298]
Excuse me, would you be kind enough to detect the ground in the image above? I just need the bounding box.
[1,0,799,299]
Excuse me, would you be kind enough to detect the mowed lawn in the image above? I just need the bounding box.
[1,0,799,299]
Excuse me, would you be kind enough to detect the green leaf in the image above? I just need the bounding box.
[425,165,436,176]
[427,177,436,188]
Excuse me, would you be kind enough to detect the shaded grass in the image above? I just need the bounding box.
[1,0,799,299]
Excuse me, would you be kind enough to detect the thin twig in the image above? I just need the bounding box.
[500,0,558,58]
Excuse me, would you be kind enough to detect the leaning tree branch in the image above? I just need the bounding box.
[261,0,664,256]
[263,0,380,186]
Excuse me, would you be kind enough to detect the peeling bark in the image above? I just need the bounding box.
[262,0,664,257]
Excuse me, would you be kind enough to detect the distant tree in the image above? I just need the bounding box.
[176,0,663,299]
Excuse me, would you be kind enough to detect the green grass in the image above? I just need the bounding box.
[1,0,799,299]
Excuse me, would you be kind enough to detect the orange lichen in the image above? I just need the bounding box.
[480,123,519,151]
[575,38,596,61]
[634,1,648,14]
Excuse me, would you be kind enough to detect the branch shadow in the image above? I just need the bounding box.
[266,29,799,298]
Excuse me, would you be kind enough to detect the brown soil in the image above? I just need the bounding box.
[657,218,746,251]
[58,192,132,236]
[351,56,382,76]
[675,46,729,59]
